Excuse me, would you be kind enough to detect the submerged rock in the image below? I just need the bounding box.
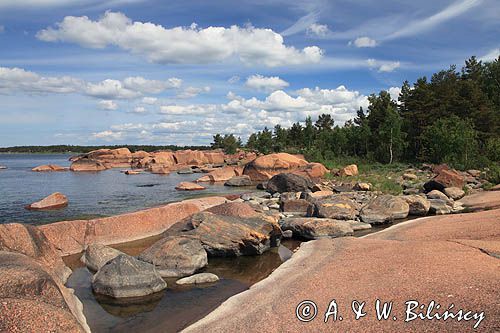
[186,211,281,256]
[360,195,409,224]
[175,182,206,191]
[32,164,67,172]
[92,254,167,298]
[26,192,68,210]
[280,218,353,240]
[176,273,219,285]
[80,244,123,272]
[138,237,207,278]
[224,175,252,187]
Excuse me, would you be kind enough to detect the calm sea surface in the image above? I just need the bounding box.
[0,154,247,225]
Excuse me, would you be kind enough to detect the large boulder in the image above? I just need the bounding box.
[70,160,107,172]
[176,273,219,285]
[266,173,314,194]
[32,164,67,172]
[186,212,281,256]
[402,195,431,216]
[175,182,206,191]
[424,169,465,192]
[280,218,353,240]
[174,150,207,166]
[444,187,465,200]
[294,162,329,179]
[197,166,237,182]
[224,175,252,187]
[71,148,132,168]
[280,199,313,214]
[92,254,167,298]
[206,202,259,218]
[26,192,68,210]
[308,195,359,220]
[150,151,176,166]
[428,199,452,215]
[203,151,226,164]
[243,153,309,181]
[360,195,410,224]
[0,223,71,283]
[338,164,358,176]
[138,236,208,278]
[80,244,123,272]
[149,164,171,174]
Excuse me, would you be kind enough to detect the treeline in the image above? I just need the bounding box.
[0,145,210,154]
[213,56,500,171]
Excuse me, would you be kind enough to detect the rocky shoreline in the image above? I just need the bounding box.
[1,148,499,332]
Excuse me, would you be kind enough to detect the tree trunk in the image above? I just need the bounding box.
[389,128,394,164]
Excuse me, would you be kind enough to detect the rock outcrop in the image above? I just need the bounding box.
[26,192,68,210]
[205,202,259,218]
[70,160,107,172]
[197,166,238,182]
[224,175,252,187]
[92,254,167,298]
[242,153,309,181]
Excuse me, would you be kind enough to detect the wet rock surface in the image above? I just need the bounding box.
[80,244,124,272]
[92,254,167,298]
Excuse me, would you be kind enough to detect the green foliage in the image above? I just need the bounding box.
[211,133,241,154]
[0,144,210,154]
[421,116,479,169]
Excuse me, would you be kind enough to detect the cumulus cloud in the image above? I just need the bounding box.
[480,47,499,62]
[245,74,289,92]
[91,130,124,141]
[37,11,323,67]
[98,100,118,110]
[388,87,401,101]
[367,59,400,72]
[0,66,181,100]
[350,36,377,48]
[141,96,158,105]
[133,106,146,113]
[307,23,330,37]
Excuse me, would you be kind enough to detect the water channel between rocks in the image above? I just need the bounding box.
[64,216,415,333]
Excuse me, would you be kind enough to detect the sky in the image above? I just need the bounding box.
[0,0,499,147]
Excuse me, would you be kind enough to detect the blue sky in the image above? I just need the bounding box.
[0,0,499,146]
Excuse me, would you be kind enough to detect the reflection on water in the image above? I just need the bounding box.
[65,240,301,333]
[0,154,253,225]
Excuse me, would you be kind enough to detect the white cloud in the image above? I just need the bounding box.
[98,100,118,110]
[177,86,211,99]
[228,75,240,84]
[351,36,377,48]
[91,130,123,141]
[159,104,216,116]
[133,106,146,113]
[141,96,158,104]
[386,0,483,40]
[0,66,181,100]
[245,74,289,92]
[37,11,323,67]
[388,87,401,102]
[480,48,499,62]
[307,23,330,37]
[367,59,400,72]
[281,11,320,36]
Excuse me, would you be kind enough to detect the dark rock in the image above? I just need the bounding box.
[92,254,167,298]
[224,175,252,187]
[280,218,353,240]
[266,173,314,194]
[360,195,409,224]
[138,237,207,278]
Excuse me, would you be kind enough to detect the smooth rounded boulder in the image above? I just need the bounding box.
[266,173,314,194]
[444,187,465,200]
[206,202,259,218]
[26,192,68,210]
[224,175,252,187]
[360,195,409,224]
[70,160,107,172]
[403,195,431,216]
[80,244,124,272]
[280,218,354,240]
[243,153,309,181]
[309,195,360,220]
[138,237,208,278]
[92,254,167,298]
[176,273,219,285]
